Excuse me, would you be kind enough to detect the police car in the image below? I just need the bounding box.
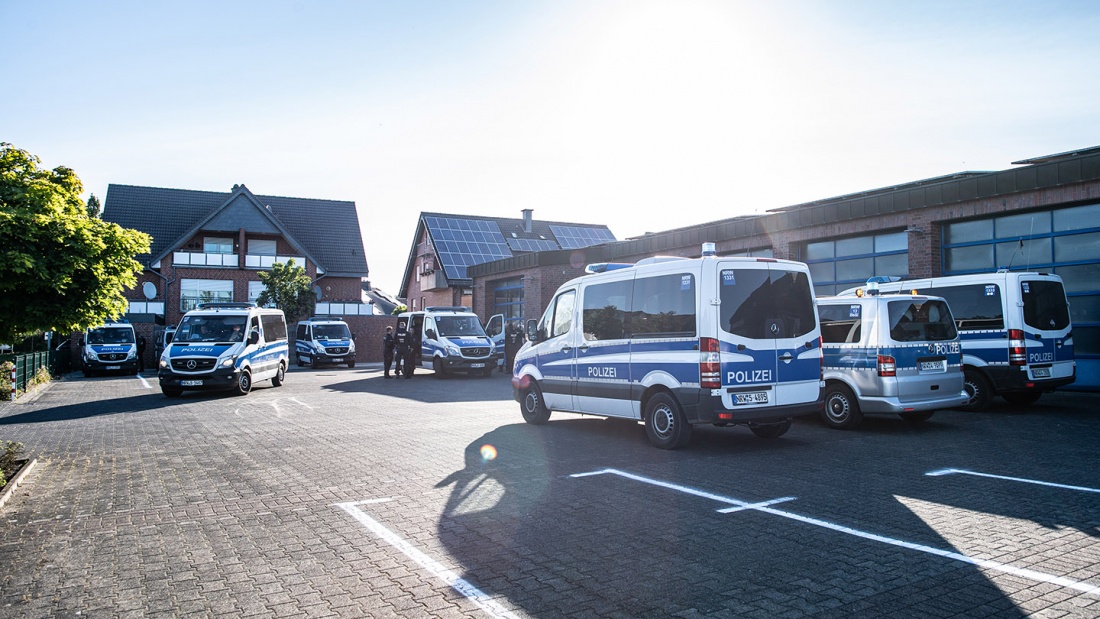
[295,316,356,368]
[158,303,289,397]
[512,243,824,449]
[81,320,139,376]
[817,283,969,429]
[397,307,497,377]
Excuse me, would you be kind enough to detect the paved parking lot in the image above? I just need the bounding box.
[1,366,1098,618]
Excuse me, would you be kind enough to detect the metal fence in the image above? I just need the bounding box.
[1,352,51,401]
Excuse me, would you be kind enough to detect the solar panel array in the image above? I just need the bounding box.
[424,216,511,279]
[549,225,616,249]
[506,237,560,252]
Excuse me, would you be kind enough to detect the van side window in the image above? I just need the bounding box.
[582,280,632,341]
[927,284,1004,330]
[628,273,696,338]
[819,304,862,343]
[261,315,288,341]
[721,269,815,339]
[550,291,576,339]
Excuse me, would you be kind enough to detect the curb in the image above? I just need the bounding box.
[0,458,38,510]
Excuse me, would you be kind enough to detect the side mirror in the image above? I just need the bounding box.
[525,319,540,343]
[79,338,85,346]
[425,329,437,341]
[165,333,173,344]
[249,330,260,345]
[352,334,357,341]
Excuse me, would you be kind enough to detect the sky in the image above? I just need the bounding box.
[3,0,1099,294]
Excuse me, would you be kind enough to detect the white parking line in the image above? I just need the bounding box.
[335,499,522,619]
[137,374,152,389]
[572,468,1100,597]
[926,468,1100,494]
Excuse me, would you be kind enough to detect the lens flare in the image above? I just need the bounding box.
[480,444,497,461]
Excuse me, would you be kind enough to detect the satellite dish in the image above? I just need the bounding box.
[142,282,157,300]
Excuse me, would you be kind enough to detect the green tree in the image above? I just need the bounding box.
[0,143,151,343]
[86,193,101,218]
[256,259,315,323]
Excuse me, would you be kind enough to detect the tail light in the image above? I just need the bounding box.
[700,337,721,389]
[1008,329,1027,366]
[877,355,896,377]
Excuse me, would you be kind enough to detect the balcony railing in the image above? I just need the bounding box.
[245,254,305,269]
[173,252,237,267]
[315,302,374,316]
[420,270,448,291]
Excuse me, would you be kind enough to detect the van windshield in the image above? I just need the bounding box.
[888,300,957,342]
[87,327,135,345]
[436,316,486,337]
[178,315,248,342]
[313,324,352,340]
[1021,280,1070,330]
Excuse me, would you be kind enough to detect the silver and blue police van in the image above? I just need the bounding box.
[511,244,823,449]
[158,302,289,397]
[81,320,139,377]
[398,307,497,377]
[840,271,1075,410]
[817,284,968,430]
[295,316,356,368]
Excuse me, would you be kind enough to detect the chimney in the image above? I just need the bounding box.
[522,209,533,233]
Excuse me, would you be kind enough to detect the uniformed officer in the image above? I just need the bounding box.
[394,319,411,378]
[504,321,523,374]
[382,326,396,378]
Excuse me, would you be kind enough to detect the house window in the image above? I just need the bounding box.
[249,239,277,256]
[180,279,233,312]
[204,237,234,254]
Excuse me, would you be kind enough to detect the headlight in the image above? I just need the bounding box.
[315,343,327,353]
[84,348,97,360]
[220,357,235,368]
[127,349,136,360]
[159,359,168,369]
[446,345,461,356]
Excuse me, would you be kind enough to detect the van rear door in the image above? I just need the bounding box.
[1019,277,1074,380]
[716,262,820,409]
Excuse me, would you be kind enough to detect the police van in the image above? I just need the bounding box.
[398,307,498,377]
[817,286,969,429]
[158,302,289,397]
[81,320,139,377]
[839,271,1075,410]
[511,244,823,449]
[295,316,356,368]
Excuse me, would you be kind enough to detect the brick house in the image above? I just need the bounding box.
[469,145,1100,390]
[101,183,395,365]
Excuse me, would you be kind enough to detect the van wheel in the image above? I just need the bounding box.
[899,411,934,424]
[162,387,182,398]
[644,393,692,449]
[822,384,862,429]
[347,360,355,368]
[1003,391,1041,407]
[272,363,285,387]
[296,355,304,368]
[750,419,791,439]
[433,357,446,378]
[234,369,252,396]
[521,382,551,424]
[962,370,992,411]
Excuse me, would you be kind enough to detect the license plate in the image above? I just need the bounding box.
[733,392,769,405]
[470,363,485,368]
[181,380,203,386]
[105,365,121,370]
[331,358,343,363]
[1032,368,1051,378]
[919,360,946,373]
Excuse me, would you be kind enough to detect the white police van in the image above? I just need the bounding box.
[398,307,497,377]
[512,244,823,449]
[840,271,1075,410]
[817,285,968,429]
[295,316,356,368]
[81,320,139,376]
[158,303,289,397]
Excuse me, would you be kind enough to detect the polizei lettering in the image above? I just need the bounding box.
[727,368,772,384]
[588,367,617,378]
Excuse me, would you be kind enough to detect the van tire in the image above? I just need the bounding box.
[347,360,355,368]
[822,383,862,429]
[272,363,285,387]
[1002,391,1041,407]
[296,355,304,368]
[750,419,791,439]
[962,369,992,411]
[644,393,692,449]
[234,369,252,396]
[434,357,446,378]
[521,382,551,424]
